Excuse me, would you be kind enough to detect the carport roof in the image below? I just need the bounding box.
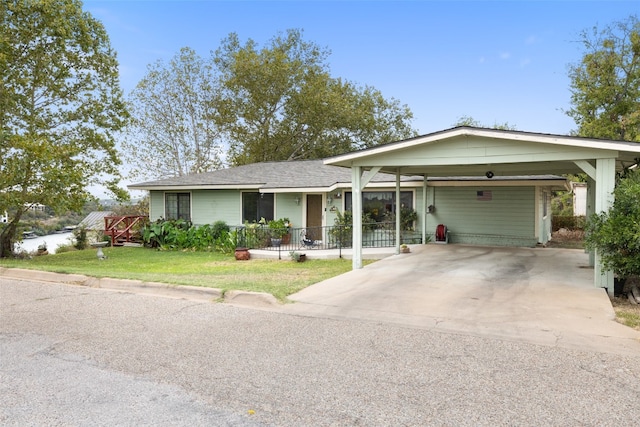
[324,126,640,177]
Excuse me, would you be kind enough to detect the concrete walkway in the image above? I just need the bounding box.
[284,244,640,355]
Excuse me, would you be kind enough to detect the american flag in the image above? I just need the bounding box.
[477,190,492,201]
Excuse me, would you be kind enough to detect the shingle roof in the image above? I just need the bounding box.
[129,160,422,190]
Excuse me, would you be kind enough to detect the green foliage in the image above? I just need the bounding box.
[267,218,289,238]
[213,29,417,165]
[586,169,640,277]
[212,220,230,239]
[0,247,365,301]
[0,0,129,257]
[567,15,640,142]
[551,191,575,216]
[73,226,88,250]
[330,210,353,247]
[236,221,270,249]
[383,207,419,231]
[111,197,150,217]
[124,47,224,180]
[141,219,240,252]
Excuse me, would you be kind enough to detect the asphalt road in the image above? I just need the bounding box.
[2,278,640,426]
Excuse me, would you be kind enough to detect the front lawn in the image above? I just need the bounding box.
[0,247,362,301]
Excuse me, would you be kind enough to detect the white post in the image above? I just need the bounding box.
[586,176,596,267]
[422,176,428,245]
[395,169,401,254]
[352,166,363,269]
[594,158,616,295]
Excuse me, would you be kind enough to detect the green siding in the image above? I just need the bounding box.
[191,190,241,225]
[352,135,616,167]
[275,193,303,227]
[149,191,164,221]
[151,185,538,247]
[425,186,537,247]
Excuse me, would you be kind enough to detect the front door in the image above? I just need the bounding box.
[306,194,323,241]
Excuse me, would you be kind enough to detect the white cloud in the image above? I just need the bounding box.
[499,52,511,60]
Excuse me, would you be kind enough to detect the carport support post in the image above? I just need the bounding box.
[586,177,595,267]
[352,166,363,269]
[422,176,428,245]
[395,169,401,254]
[594,158,616,295]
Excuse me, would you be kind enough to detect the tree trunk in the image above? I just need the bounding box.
[0,221,18,258]
[0,211,23,258]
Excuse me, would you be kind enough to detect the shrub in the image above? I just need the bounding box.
[212,220,230,239]
[73,226,88,250]
[586,169,640,278]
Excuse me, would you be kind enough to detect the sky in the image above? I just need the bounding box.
[82,0,639,195]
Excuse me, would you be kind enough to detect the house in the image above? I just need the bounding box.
[130,126,640,295]
[129,157,567,249]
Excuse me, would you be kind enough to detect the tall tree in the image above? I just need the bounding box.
[124,47,224,180]
[0,0,128,257]
[213,29,416,165]
[567,15,640,142]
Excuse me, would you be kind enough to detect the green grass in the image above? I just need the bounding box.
[611,297,640,331]
[0,247,366,301]
[616,311,640,330]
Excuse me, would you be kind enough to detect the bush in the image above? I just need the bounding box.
[586,169,640,278]
[212,220,230,239]
[73,226,88,250]
[141,219,234,252]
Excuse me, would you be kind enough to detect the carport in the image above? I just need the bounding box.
[324,127,640,295]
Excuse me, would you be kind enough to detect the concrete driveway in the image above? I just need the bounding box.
[285,244,640,355]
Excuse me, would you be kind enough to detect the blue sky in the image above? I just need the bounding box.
[86,0,638,138]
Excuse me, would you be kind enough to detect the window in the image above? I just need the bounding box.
[345,191,413,222]
[165,193,191,221]
[242,192,274,223]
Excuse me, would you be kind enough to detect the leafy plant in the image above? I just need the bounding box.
[585,169,640,278]
[212,221,230,239]
[330,210,353,247]
[73,226,88,250]
[268,218,289,239]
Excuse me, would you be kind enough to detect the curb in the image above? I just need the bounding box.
[0,267,281,307]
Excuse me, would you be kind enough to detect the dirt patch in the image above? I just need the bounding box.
[546,229,585,249]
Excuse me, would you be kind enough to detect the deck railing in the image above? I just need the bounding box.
[232,223,423,253]
[104,215,148,246]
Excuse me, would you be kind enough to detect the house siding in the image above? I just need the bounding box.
[425,186,537,247]
[149,185,539,247]
[191,190,240,225]
[149,191,164,221]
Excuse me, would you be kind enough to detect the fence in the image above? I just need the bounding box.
[233,223,423,253]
